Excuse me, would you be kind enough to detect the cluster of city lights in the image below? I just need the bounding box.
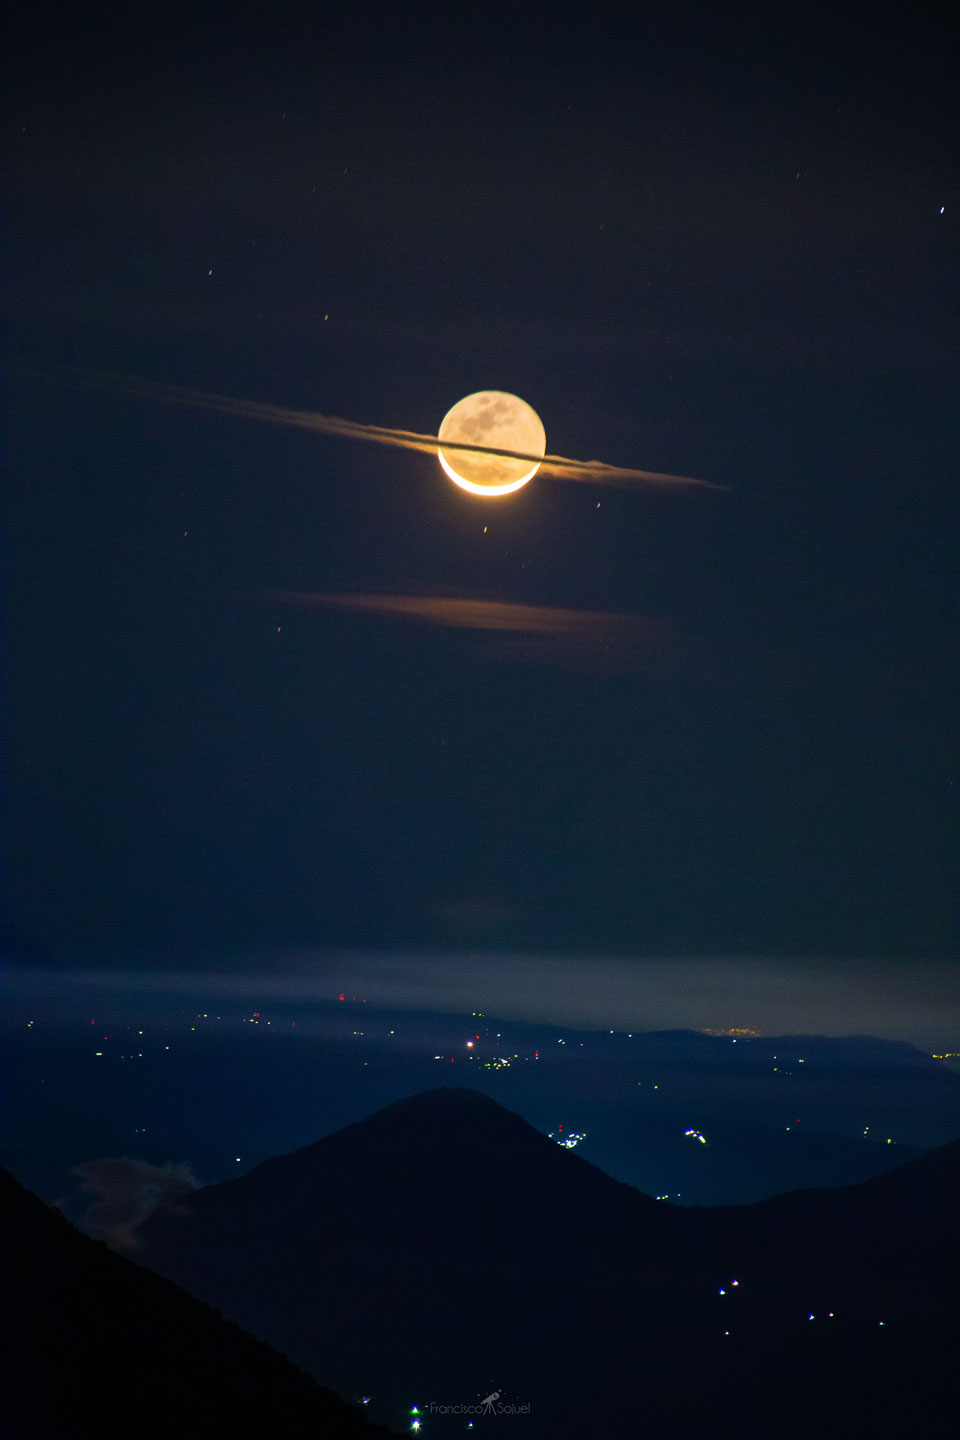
[429,1032,542,1067]
[700,1028,760,1038]
[549,1129,587,1150]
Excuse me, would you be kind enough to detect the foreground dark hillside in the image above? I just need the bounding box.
[137,1088,960,1438]
[0,1169,396,1440]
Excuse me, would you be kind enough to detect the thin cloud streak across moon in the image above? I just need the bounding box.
[19,364,715,490]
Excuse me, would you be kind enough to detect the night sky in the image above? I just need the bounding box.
[5,4,955,1031]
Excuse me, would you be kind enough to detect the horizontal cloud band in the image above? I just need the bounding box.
[17,363,716,489]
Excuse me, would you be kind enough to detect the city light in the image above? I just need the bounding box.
[549,1130,587,1150]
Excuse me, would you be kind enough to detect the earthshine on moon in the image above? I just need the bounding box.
[437,391,546,497]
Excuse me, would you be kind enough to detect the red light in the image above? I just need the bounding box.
[338,993,345,1001]
[253,1012,259,1017]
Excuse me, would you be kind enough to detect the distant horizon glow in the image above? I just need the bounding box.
[3,950,956,1049]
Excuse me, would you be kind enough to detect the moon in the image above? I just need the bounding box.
[437,391,546,497]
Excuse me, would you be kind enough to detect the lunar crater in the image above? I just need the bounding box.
[437,390,545,497]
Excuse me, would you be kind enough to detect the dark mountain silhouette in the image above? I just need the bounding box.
[0,1168,397,1440]
[134,1087,959,1437]
[7,1013,955,1211]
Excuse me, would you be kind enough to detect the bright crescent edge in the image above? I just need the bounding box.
[436,447,541,497]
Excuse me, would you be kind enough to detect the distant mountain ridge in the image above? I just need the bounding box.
[137,1087,960,1438]
[6,1012,955,1209]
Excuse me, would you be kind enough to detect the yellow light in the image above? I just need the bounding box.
[437,447,540,497]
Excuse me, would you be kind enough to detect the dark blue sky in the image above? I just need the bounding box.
[5,2,954,985]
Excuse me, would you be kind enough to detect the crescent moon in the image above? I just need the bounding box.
[437,391,546,497]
